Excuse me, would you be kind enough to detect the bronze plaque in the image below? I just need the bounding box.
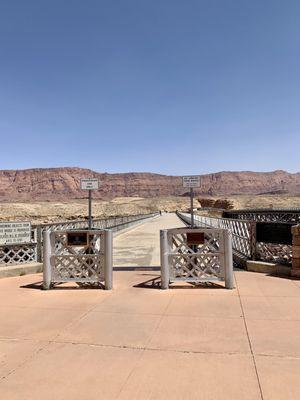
[67,232,88,247]
[186,232,205,245]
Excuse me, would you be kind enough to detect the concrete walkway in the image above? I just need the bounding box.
[0,214,299,399]
[113,212,185,267]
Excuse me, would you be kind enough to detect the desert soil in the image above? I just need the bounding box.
[0,196,199,224]
[0,194,299,224]
[199,194,300,210]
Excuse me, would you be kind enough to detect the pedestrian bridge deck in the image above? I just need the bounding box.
[0,213,299,399]
[113,212,185,267]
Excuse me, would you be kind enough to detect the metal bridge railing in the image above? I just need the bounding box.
[223,209,300,223]
[177,212,293,265]
[0,213,159,266]
[178,212,255,262]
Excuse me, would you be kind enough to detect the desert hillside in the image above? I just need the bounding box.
[0,167,300,202]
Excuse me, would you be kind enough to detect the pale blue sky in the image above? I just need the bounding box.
[0,0,299,174]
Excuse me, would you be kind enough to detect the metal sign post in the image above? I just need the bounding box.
[80,178,99,229]
[88,189,92,229]
[182,176,201,229]
[190,187,194,228]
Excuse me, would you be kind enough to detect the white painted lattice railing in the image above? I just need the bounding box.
[0,213,158,266]
[160,227,233,289]
[178,212,293,265]
[43,230,112,289]
[0,243,37,265]
[178,212,255,260]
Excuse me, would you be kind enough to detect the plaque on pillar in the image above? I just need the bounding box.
[186,232,205,246]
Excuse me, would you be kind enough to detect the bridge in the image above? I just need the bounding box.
[113,212,185,267]
[0,213,299,399]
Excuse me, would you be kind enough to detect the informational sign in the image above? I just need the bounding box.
[67,231,88,247]
[187,232,205,246]
[0,222,31,245]
[182,176,201,188]
[80,178,99,190]
[182,176,200,228]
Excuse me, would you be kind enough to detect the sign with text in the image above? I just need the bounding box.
[187,232,205,246]
[80,178,99,190]
[182,176,201,188]
[0,222,31,245]
[67,231,88,247]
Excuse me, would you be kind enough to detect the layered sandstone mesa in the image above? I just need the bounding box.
[0,167,299,202]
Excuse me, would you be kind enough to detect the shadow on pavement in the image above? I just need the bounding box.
[133,277,227,290]
[20,281,105,290]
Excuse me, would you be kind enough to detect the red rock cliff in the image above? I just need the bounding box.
[0,168,299,201]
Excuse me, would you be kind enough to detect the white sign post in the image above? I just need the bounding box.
[182,176,201,228]
[0,222,31,245]
[80,178,99,229]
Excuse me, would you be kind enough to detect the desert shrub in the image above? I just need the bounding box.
[198,198,234,210]
[214,199,234,210]
[198,198,215,208]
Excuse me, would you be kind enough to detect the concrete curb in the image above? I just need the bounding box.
[246,260,291,276]
[0,262,43,279]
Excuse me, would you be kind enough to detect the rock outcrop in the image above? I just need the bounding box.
[0,167,299,201]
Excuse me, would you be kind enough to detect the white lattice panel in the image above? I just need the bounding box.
[0,243,37,264]
[168,229,225,282]
[53,255,105,282]
[50,231,105,284]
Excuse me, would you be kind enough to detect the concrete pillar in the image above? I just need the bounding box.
[224,230,234,289]
[43,231,52,289]
[160,230,169,289]
[104,230,113,290]
[291,225,300,278]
